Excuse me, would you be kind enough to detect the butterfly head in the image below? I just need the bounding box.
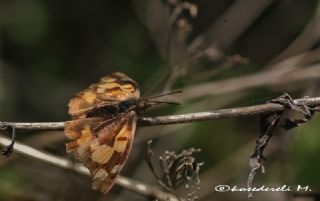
[117,98,155,113]
[136,90,182,112]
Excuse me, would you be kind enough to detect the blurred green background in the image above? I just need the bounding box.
[0,0,320,200]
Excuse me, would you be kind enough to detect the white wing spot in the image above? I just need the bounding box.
[111,165,122,174]
[94,169,109,180]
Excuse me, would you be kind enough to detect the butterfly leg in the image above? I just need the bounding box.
[93,113,127,132]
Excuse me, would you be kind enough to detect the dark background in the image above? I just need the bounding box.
[0,0,320,200]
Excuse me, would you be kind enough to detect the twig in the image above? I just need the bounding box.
[0,135,179,201]
[0,122,65,131]
[1,96,319,130]
[139,97,320,126]
[0,131,64,167]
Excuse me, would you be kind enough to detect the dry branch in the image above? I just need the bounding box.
[0,96,319,130]
[0,135,179,201]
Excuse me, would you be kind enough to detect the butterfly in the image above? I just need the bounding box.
[64,72,179,194]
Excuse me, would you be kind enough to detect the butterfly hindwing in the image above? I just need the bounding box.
[65,117,104,157]
[68,72,140,118]
[65,111,137,194]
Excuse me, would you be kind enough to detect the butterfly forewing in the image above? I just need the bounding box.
[68,72,140,118]
[65,72,140,194]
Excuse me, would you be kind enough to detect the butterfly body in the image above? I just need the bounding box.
[65,72,141,194]
[85,98,136,118]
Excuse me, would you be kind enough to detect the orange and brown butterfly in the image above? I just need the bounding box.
[64,72,179,194]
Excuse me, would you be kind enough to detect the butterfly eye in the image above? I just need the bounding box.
[119,99,137,111]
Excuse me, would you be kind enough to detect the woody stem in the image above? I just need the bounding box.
[0,96,319,130]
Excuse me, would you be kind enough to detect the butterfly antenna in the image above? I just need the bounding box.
[149,100,180,105]
[147,90,182,100]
